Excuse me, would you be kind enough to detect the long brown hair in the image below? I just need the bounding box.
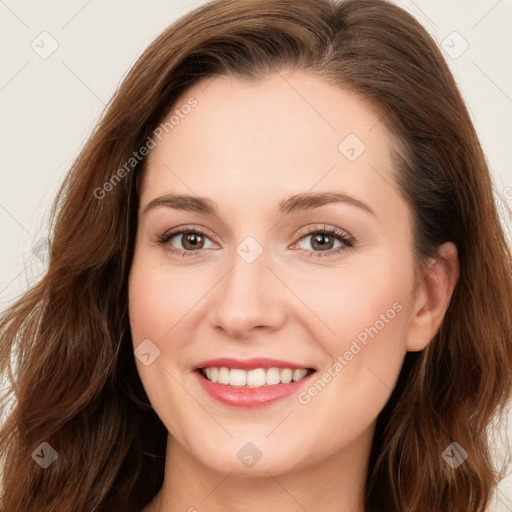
[1,0,511,510]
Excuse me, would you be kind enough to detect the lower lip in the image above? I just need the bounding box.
[195,370,315,408]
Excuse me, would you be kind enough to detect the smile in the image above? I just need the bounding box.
[200,366,313,387]
[194,358,316,407]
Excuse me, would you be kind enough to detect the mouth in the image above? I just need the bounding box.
[194,358,316,407]
[198,366,314,387]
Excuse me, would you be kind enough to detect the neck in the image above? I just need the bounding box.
[147,426,374,512]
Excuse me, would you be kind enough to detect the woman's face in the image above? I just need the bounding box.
[128,71,423,476]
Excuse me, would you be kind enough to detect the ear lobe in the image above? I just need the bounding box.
[405,242,459,352]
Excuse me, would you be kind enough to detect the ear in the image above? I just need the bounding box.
[406,242,459,352]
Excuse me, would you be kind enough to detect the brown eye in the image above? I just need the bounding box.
[180,232,205,250]
[156,228,218,256]
[292,227,355,257]
[310,233,335,251]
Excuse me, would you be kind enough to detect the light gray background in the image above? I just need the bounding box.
[1,0,511,509]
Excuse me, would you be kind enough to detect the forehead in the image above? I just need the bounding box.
[140,71,403,223]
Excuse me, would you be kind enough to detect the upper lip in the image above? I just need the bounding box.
[194,357,315,371]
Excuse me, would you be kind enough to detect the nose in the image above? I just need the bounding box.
[207,246,287,339]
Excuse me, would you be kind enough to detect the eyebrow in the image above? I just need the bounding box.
[142,191,376,217]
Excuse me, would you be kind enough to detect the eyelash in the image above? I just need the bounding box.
[155,225,355,258]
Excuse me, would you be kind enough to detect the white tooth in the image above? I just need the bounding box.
[218,367,230,385]
[292,369,308,382]
[247,368,266,387]
[266,367,281,385]
[229,368,247,387]
[206,366,306,386]
[280,368,293,384]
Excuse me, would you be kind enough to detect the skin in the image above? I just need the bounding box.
[129,70,459,512]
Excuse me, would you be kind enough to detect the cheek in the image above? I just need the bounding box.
[128,261,185,385]
[320,295,407,395]
[128,258,205,341]
[128,262,198,444]
[290,255,412,414]
[282,255,412,355]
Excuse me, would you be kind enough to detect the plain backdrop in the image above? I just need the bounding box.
[1,0,511,509]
